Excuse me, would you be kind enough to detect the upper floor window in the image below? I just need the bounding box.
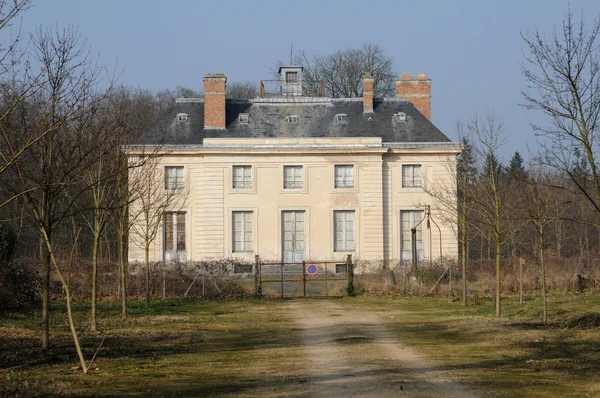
[233,165,252,189]
[335,165,354,188]
[284,166,303,189]
[287,115,299,124]
[402,165,422,188]
[286,71,299,84]
[165,166,184,189]
[177,113,188,122]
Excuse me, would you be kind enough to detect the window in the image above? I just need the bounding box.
[234,263,253,274]
[286,71,299,84]
[233,165,252,189]
[284,166,303,189]
[164,212,186,261]
[334,211,355,251]
[400,210,423,261]
[165,166,184,189]
[233,211,253,252]
[402,165,422,188]
[177,113,188,122]
[335,264,347,273]
[395,112,406,122]
[287,115,299,124]
[238,113,249,123]
[335,114,348,125]
[335,165,354,188]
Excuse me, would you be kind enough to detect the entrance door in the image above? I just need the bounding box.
[282,211,305,262]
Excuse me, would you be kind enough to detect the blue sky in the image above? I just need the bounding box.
[10,0,600,161]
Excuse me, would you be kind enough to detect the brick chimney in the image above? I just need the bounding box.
[363,72,374,113]
[203,73,227,129]
[396,73,431,120]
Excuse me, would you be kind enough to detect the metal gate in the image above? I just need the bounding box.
[257,257,351,298]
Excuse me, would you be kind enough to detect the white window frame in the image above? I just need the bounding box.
[395,112,406,122]
[177,113,188,122]
[335,165,354,188]
[286,71,299,84]
[334,210,355,252]
[232,165,252,189]
[238,113,249,123]
[283,165,303,189]
[400,210,424,261]
[287,115,299,124]
[335,113,348,125]
[402,164,422,188]
[164,212,186,261]
[232,211,253,252]
[164,166,184,189]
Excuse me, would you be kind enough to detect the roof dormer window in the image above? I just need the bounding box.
[335,114,348,125]
[287,115,299,124]
[238,113,249,124]
[285,71,299,84]
[395,112,407,122]
[177,113,188,122]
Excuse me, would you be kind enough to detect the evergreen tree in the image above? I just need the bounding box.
[507,151,526,180]
[482,151,504,181]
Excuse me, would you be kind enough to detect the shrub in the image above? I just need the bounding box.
[0,259,41,314]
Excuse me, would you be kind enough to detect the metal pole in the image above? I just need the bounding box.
[302,260,306,297]
[280,262,284,299]
[325,263,328,297]
[255,255,260,297]
[448,265,453,303]
[411,228,417,271]
[259,258,263,295]
[162,264,166,299]
[519,257,524,304]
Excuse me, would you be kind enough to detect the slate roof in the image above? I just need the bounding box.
[139,97,451,145]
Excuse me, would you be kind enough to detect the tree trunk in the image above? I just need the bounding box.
[41,242,50,349]
[495,234,501,318]
[119,232,127,320]
[540,224,547,324]
[461,228,467,306]
[145,244,150,309]
[91,228,100,333]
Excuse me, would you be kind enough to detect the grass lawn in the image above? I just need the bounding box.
[0,293,599,397]
[335,293,600,397]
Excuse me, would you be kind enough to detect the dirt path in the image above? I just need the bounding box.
[288,299,477,397]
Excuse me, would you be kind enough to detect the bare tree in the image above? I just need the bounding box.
[227,81,257,99]
[283,43,396,98]
[470,111,525,318]
[522,10,600,226]
[128,154,187,308]
[426,122,476,305]
[525,163,564,324]
[3,25,106,349]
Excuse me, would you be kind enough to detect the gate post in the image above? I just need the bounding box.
[280,262,284,299]
[346,255,355,296]
[254,255,261,297]
[302,260,306,297]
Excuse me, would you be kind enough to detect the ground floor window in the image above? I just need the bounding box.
[334,210,355,251]
[164,212,186,261]
[233,211,253,252]
[400,210,423,261]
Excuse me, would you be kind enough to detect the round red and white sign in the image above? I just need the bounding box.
[307,263,318,275]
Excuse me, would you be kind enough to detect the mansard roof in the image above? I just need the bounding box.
[139,97,451,146]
